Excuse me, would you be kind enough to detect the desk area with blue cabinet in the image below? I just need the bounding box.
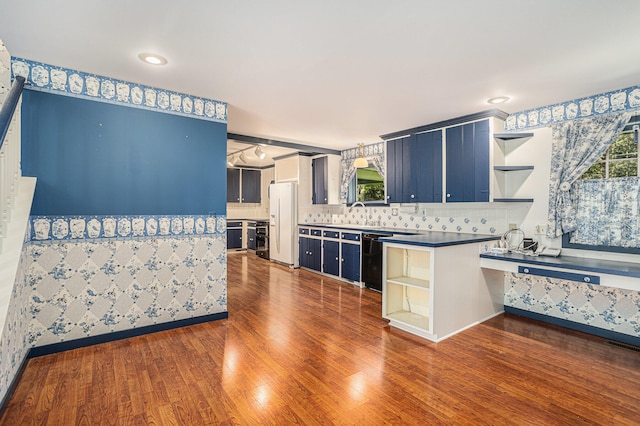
[480,252,640,346]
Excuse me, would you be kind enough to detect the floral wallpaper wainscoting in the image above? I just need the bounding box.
[505,273,640,337]
[25,215,228,348]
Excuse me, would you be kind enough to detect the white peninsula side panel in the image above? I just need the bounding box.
[383,241,504,342]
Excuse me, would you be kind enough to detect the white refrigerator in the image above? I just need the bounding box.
[269,182,299,267]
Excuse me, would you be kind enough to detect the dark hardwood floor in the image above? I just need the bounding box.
[1,252,639,425]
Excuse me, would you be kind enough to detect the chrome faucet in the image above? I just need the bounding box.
[349,201,375,225]
[348,201,366,212]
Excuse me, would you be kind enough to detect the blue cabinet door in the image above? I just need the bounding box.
[386,137,411,203]
[227,228,242,249]
[311,239,322,271]
[341,242,360,282]
[411,130,442,203]
[299,237,309,268]
[445,120,490,202]
[299,237,321,271]
[227,168,240,202]
[312,156,328,204]
[241,169,261,203]
[247,228,256,250]
[323,240,340,276]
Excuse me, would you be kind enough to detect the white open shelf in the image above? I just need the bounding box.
[386,310,430,330]
[387,276,430,289]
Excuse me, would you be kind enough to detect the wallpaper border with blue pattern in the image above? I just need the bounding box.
[10,58,227,123]
[505,85,640,131]
[28,215,227,242]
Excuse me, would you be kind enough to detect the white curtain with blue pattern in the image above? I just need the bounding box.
[546,112,631,238]
[571,177,640,247]
[340,142,385,200]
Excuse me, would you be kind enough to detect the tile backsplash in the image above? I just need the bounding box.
[300,204,510,235]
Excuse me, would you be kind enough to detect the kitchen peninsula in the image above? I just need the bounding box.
[297,223,504,342]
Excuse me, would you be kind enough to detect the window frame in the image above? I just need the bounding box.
[346,166,387,206]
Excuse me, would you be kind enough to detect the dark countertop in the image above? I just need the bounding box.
[299,223,499,247]
[480,252,640,279]
[379,232,500,248]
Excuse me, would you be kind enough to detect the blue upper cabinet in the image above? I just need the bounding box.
[387,130,442,203]
[227,168,261,203]
[227,168,241,202]
[386,136,411,203]
[410,130,442,203]
[241,169,261,203]
[445,120,490,202]
[312,156,328,204]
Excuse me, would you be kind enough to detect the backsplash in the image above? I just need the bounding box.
[505,273,640,337]
[300,205,510,235]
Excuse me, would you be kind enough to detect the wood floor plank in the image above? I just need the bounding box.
[1,252,639,425]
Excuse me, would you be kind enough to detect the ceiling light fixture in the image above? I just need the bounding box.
[239,152,248,163]
[138,52,168,66]
[255,146,266,160]
[227,155,237,167]
[353,143,368,168]
[487,96,510,105]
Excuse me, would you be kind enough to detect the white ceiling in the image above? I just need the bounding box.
[2,1,640,151]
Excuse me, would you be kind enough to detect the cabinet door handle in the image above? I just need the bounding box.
[523,268,530,274]
[584,276,591,283]
[446,194,451,198]
[309,251,313,255]
[410,194,415,199]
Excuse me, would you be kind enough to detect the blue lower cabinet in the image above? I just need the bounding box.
[299,237,321,271]
[247,228,256,250]
[341,242,361,282]
[227,228,242,249]
[323,240,340,277]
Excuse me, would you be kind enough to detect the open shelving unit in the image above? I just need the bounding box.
[492,132,535,203]
[383,244,434,337]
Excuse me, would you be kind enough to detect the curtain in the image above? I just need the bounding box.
[546,111,630,238]
[571,177,640,247]
[340,142,385,200]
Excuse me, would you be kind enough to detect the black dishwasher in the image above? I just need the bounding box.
[362,233,387,292]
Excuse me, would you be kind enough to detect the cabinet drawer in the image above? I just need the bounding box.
[299,228,309,235]
[323,230,340,239]
[518,266,600,284]
[227,221,243,228]
[342,232,361,241]
[311,229,322,236]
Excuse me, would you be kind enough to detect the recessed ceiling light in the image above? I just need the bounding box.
[138,53,168,66]
[487,96,510,105]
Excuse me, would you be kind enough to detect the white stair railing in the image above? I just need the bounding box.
[0,76,25,253]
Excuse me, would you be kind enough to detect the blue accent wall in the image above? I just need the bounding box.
[22,90,227,215]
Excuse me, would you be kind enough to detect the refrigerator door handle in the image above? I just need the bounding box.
[276,199,281,253]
